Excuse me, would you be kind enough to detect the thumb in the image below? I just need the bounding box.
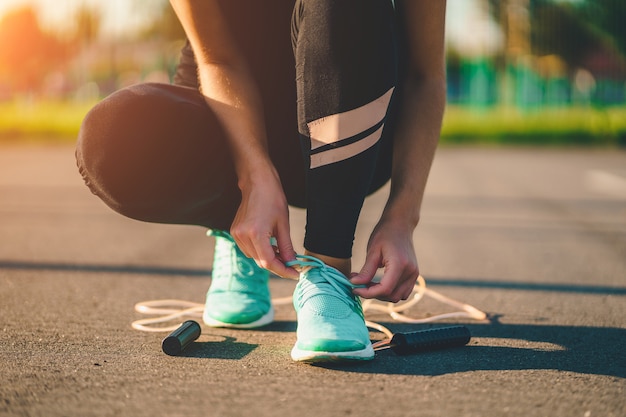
[275,222,296,262]
[274,223,298,279]
[350,252,381,285]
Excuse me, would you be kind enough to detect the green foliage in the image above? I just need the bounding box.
[441,105,626,146]
[0,100,95,141]
[487,0,626,77]
[1,100,625,147]
[530,0,626,74]
[576,0,626,57]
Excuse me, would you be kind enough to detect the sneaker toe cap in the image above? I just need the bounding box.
[295,338,369,353]
[205,293,270,324]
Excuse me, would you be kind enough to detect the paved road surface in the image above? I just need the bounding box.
[1,144,625,417]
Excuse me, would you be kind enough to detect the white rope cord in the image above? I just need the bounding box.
[132,300,204,332]
[131,274,488,337]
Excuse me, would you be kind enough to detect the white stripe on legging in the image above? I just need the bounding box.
[307,87,394,168]
[310,124,385,169]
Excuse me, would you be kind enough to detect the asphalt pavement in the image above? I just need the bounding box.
[1,143,625,417]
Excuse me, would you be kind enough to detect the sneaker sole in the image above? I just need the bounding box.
[291,344,375,363]
[203,307,274,329]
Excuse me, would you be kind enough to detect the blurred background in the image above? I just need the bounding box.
[0,0,624,145]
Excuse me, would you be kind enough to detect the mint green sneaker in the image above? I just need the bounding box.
[203,230,273,328]
[287,255,374,363]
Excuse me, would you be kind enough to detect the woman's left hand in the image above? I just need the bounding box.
[350,219,420,302]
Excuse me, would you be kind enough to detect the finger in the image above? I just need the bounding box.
[265,257,298,278]
[276,253,298,278]
[268,225,298,278]
[353,283,397,302]
[353,262,401,301]
[275,221,296,263]
[230,229,258,261]
[350,252,382,285]
[396,275,419,301]
[251,233,297,279]
[384,262,420,301]
[250,231,278,268]
[389,267,420,301]
[274,234,298,279]
[231,224,270,265]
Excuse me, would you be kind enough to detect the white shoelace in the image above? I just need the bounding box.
[132,254,487,339]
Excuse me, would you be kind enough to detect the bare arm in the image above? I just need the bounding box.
[385,0,447,225]
[170,0,297,278]
[352,0,447,301]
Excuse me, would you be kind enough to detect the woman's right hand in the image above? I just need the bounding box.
[230,167,299,279]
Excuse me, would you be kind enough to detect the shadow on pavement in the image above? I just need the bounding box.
[181,336,259,360]
[3,260,625,378]
[315,321,626,378]
[0,260,211,277]
[430,278,626,295]
[2,260,625,296]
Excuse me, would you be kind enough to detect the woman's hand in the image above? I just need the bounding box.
[350,218,419,302]
[230,167,298,279]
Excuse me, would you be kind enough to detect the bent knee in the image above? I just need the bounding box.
[76,83,188,214]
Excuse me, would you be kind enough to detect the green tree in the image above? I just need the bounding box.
[488,0,625,75]
[577,0,626,57]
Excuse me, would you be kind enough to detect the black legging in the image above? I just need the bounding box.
[76,0,401,258]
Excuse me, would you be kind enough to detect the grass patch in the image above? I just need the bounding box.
[441,105,626,147]
[1,99,625,147]
[0,100,95,142]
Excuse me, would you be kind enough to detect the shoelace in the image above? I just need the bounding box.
[286,255,363,316]
[209,230,263,287]
[132,254,487,335]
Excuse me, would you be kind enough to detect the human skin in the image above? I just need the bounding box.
[170,0,447,302]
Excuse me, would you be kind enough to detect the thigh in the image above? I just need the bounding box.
[292,0,397,195]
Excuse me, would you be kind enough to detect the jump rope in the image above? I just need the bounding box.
[132,256,488,357]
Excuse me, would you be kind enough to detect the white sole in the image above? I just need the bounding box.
[202,307,274,329]
[291,343,375,363]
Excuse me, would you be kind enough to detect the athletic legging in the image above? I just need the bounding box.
[76,0,402,259]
